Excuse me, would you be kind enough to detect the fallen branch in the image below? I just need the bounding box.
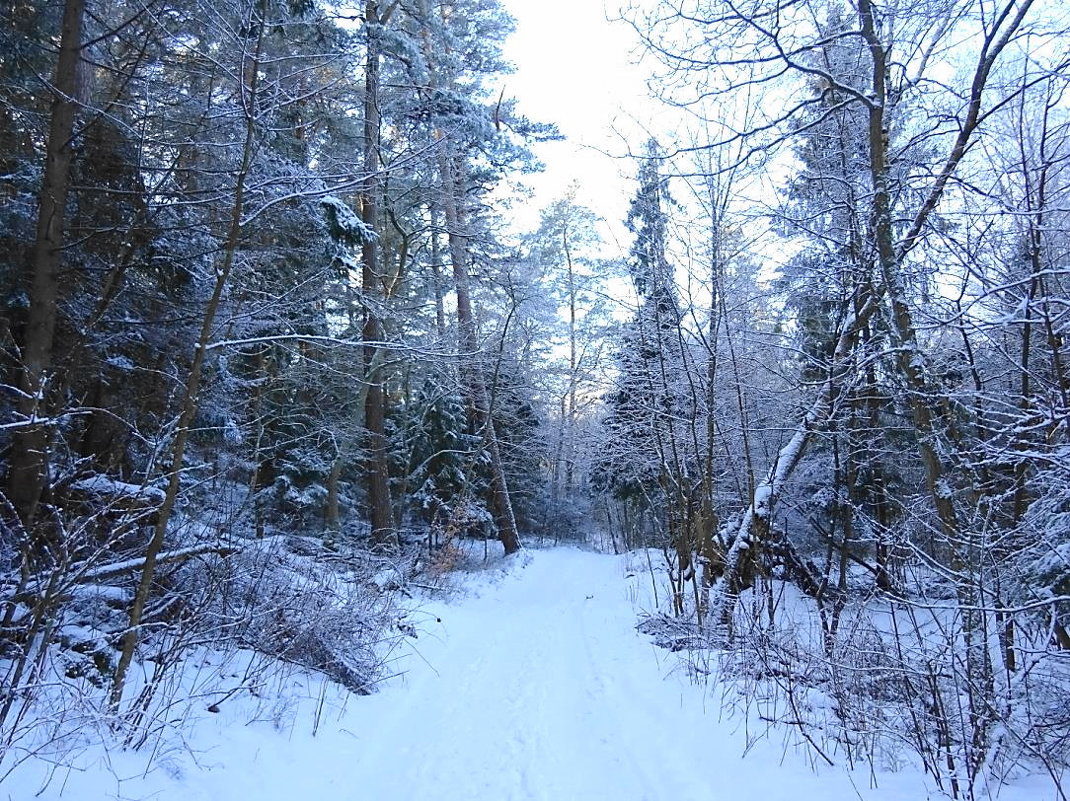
[2,543,239,603]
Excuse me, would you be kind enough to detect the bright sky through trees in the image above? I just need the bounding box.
[500,0,656,248]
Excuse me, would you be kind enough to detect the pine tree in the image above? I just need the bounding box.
[595,141,698,606]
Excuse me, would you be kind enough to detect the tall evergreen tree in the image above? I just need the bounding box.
[595,141,698,607]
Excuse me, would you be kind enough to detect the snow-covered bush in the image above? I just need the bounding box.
[669,570,1070,798]
[174,535,397,695]
[0,519,402,778]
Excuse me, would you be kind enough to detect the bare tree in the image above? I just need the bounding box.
[633,0,1068,625]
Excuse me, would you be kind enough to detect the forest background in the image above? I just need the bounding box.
[2,0,1070,798]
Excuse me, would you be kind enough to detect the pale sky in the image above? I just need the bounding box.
[499,0,658,251]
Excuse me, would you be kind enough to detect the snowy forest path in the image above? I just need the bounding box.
[346,548,692,800]
[19,547,931,800]
[339,547,898,801]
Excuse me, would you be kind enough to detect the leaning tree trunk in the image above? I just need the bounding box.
[7,0,85,532]
[707,293,878,629]
[438,153,521,555]
[110,15,266,708]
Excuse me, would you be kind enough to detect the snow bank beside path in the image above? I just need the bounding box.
[4,547,1054,800]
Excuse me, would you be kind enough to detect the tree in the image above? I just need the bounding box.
[596,141,701,609]
[525,189,613,503]
[399,378,485,527]
[5,0,86,532]
[109,0,371,705]
[628,0,1070,787]
[633,0,1068,623]
[404,0,554,554]
[359,0,396,549]
[770,11,905,593]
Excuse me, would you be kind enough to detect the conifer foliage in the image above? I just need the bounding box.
[0,0,551,743]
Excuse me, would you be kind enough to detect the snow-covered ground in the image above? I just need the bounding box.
[3,547,1057,800]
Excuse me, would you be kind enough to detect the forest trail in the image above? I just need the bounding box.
[11,547,934,801]
[338,547,903,801]
[345,547,707,800]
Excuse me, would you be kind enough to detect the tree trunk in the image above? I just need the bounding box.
[564,227,578,494]
[438,154,520,555]
[859,0,960,543]
[110,15,266,708]
[7,0,85,530]
[361,0,396,550]
[428,204,448,339]
[324,455,343,537]
[416,0,519,555]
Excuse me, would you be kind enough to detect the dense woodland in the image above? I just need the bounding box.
[2,0,1070,797]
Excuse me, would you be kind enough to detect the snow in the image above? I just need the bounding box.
[104,355,135,371]
[752,483,772,511]
[321,195,376,243]
[70,475,166,505]
[3,547,1058,800]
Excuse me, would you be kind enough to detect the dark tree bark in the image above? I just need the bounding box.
[361,0,396,550]
[7,0,86,530]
